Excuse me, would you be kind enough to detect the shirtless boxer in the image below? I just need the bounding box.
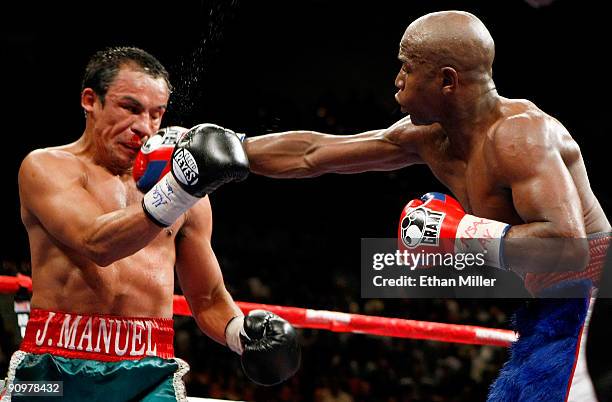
[5,47,299,401]
[240,11,611,402]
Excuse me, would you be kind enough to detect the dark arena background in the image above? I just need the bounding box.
[1,1,610,401]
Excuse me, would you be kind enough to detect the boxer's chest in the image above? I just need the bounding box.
[429,151,523,224]
[87,171,143,210]
[85,168,184,240]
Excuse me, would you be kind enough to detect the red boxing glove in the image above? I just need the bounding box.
[133,126,188,192]
[398,192,510,269]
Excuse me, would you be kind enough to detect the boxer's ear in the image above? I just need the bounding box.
[81,88,96,114]
[441,67,458,95]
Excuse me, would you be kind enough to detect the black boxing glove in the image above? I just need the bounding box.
[142,123,249,227]
[171,124,249,196]
[225,310,301,386]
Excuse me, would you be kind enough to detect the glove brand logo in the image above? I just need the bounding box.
[400,207,445,248]
[161,127,185,145]
[173,148,199,186]
[143,127,183,154]
[141,135,163,154]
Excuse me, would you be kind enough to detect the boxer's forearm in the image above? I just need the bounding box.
[245,128,417,178]
[504,222,589,274]
[189,287,243,346]
[245,131,324,178]
[83,204,163,266]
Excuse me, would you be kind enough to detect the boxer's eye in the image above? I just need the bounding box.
[150,110,163,122]
[120,102,142,115]
[120,106,134,114]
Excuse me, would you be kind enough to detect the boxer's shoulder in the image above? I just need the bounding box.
[22,146,83,165]
[407,124,452,165]
[488,102,554,152]
[387,116,443,141]
[386,116,444,156]
[491,98,566,141]
[484,102,573,183]
[19,147,88,188]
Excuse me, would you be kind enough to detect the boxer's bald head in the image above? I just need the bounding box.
[399,11,495,78]
[394,11,498,125]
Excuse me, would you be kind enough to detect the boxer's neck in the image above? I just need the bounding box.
[439,87,501,159]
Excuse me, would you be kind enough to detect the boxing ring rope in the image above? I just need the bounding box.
[0,274,32,294]
[0,274,517,347]
[1,274,516,402]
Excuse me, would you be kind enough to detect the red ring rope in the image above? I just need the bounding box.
[0,274,517,347]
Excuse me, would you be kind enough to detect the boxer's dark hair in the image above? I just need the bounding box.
[81,46,171,104]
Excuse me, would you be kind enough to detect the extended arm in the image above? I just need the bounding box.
[244,116,425,178]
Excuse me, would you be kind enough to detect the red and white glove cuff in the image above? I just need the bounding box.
[454,215,510,270]
[142,173,200,227]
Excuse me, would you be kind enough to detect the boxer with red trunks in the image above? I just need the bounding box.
[4,47,299,402]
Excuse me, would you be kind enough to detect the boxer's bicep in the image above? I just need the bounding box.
[246,119,423,178]
[175,199,240,344]
[18,150,106,251]
[175,198,221,302]
[308,116,426,174]
[306,129,423,175]
[510,163,584,236]
[492,119,585,237]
